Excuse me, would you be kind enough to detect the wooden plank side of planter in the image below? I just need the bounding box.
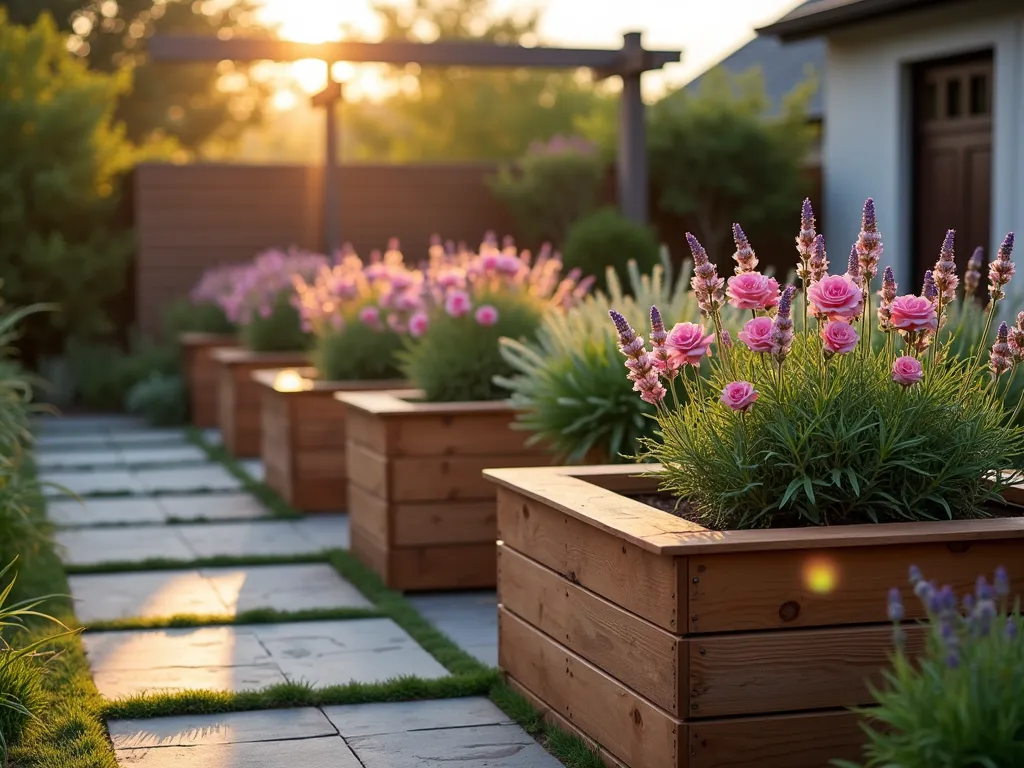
[217,362,241,455]
[388,542,496,590]
[260,387,293,501]
[346,442,390,500]
[346,471,390,550]
[293,390,349,451]
[497,488,684,632]
[687,623,927,718]
[687,541,1024,633]
[392,500,496,546]
[345,408,392,455]
[391,454,548,503]
[389,412,538,456]
[499,607,683,768]
[685,710,865,768]
[182,336,236,428]
[498,544,682,715]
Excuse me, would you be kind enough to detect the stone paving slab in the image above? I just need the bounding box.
[200,428,222,446]
[41,469,143,497]
[110,708,337,749]
[34,434,113,450]
[47,497,167,528]
[35,449,126,470]
[177,518,349,559]
[114,736,360,767]
[136,465,242,494]
[323,697,512,738]
[56,527,193,566]
[237,459,264,482]
[71,564,372,622]
[85,620,448,699]
[348,724,563,767]
[34,415,147,435]
[156,493,273,523]
[109,429,189,446]
[409,592,498,668]
[121,445,208,466]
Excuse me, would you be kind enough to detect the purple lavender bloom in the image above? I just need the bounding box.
[887,588,904,622]
[991,322,1012,379]
[977,575,994,602]
[1006,617,1018,640]
[932,229,959,301]
[994,566,1010,598]
[989,232,1016,302]
[609,310,666,405]
[974,599,996,636]
[770,285,796,365]
[686,233,725,316]
[878,266,898,330]
[946,651,960,669]
[964,247,983,298]
[962,593,975,613]
[914,578,935,604]
[856,198,883,281]
[732,223,758,274]
[796,198,816,283]
[845,245,861,284]
[922,270,938,303]
[649,305,676,381]
[809,234,828,283]
[908,565,922,585]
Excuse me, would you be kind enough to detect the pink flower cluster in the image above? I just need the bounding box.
[217,247,329,327]
[190,263,248,307]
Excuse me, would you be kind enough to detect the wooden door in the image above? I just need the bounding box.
[913,53,993,292]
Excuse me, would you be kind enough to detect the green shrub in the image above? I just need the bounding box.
[401,293,542,402]
[163,298,234,337]
[314,325,404,382]
[0,11,161,360]
[64,336,178,411]
[498,254,716,463]
[561,208,660,293]
[239,294,309,353]
[125,373,187,426]
[836,568,1024,768]
[489,135,605,244]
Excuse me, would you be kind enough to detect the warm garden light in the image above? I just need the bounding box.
[803,557,839,595]
[272,368,305,392]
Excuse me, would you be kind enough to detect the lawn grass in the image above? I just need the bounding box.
[84,605,385,632]
[65,552,327,574]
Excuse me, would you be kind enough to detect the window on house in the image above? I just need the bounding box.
[970,74,989,115]
[946,78,962,117]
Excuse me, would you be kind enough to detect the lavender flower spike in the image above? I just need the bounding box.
[1011,312,1024,364]
[649,305,677,381]
[994,566,1010,598]
[989,232,1016,302]
[878,266,897,331]
[932,230,959,301]
[921,270,938,304]
[809,234,828,283]
[609,310,666,405]
[796,198,816,283]
[845,244,861,284]
[964,246,983,298]
[732,223,758,274]
[770,285,796,365]
[990,321,1012,379]
[856,198,883,281]
[686,232,725,316]
[887,588,904,622]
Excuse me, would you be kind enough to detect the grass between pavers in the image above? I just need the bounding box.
[85,605,384,631]
[491,682,603,768]
[186,426,301,519]
[64,552,328,575]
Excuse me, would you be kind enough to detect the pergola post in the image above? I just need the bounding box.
[312,77,343,255]
[617,32,648,225]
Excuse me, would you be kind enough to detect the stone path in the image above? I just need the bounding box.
[34,415,548,768]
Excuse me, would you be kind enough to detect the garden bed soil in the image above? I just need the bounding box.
[485,464,1024,768]
[179,332,238,428]
[252,368,406,513]
[211,347,309,457]
[335,389,552,591]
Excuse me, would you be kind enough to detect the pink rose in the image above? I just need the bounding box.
[409,311,429,338]
[821,320,859,355]
[726,272,780,310]
[720,380,758,412]
[738,316,774,353]
[445,290,472,318]
[474,305,499,326]
[807,274,863,320]
[358,305,380,327]
[664,322,715,368]
[889,295,938,332]
[892,355,923,386]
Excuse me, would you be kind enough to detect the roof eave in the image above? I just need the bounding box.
[757,0,949,42]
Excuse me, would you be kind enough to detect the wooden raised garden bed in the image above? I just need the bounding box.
[252,368,405,513]
[485,464,1024,768]
[335,389,551,591]
[212,348,309,457]
[179,332,238,428]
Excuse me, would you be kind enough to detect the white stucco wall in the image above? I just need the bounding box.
[822,0,1024,286]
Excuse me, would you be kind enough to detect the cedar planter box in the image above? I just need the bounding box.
[335,389,551,591]
[485,464,1024,768]
[252,368,406,513]
[179,332,238,428]
[212,348,309,457]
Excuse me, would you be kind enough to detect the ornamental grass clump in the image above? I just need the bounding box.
[610,198,1024,528]
[219,248,328,352]
[292,240,415,382]
[165,263,246,335]
[498,252,719,463]
[835,567,1024,768]
[399,234,592,403]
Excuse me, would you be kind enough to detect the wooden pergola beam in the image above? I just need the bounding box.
[148,35,679,72]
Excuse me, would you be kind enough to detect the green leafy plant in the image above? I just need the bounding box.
[125,373,187,426]
[63,335,179,411]
[397,239,591,403]
[238,293,309,353]
[560,208,660,293]
[611,201,1024,529]
[0,558,76,758]
[489,135,605,244]
[498,254,718,463]
[836,568,1024,768]
[163,299,234,337]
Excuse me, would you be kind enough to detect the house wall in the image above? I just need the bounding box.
[823,0,1024,285]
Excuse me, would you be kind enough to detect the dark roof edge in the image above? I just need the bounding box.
[757,0,951,41]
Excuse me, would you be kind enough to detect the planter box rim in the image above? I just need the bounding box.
[251,367,407,393]
[336,389,516,416]
[211,347,310,365]
[179,331,237,345]
[484,464,1024,556]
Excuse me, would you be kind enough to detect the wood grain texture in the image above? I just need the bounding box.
[388,542,496,590]
[498,488,683,632]
[499,544,681,714]
[499,607,682,768]
[688,542,1024,633]
[180,334,237,428]
[392,500,496,546]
